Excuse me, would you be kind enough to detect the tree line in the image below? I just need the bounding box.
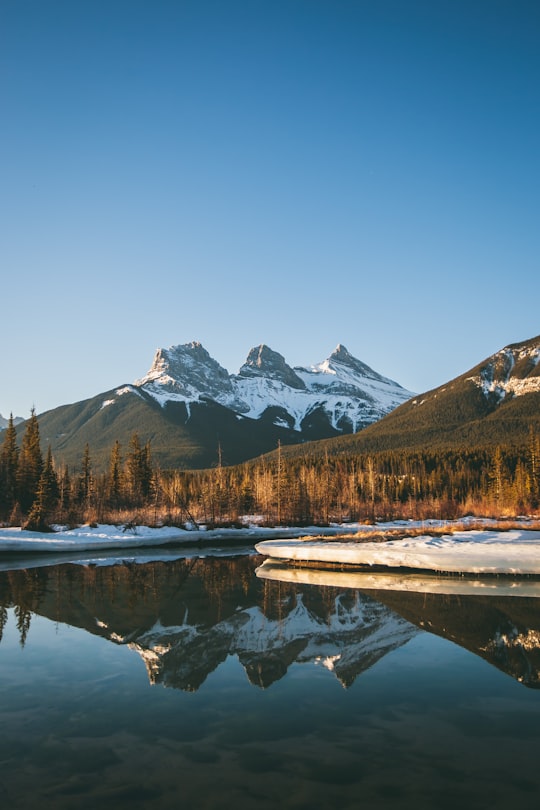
[1,411,539,530]
[0,410,153,530]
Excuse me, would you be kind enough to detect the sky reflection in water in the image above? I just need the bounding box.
[0,555,539,809]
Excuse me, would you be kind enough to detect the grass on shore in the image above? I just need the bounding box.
[309,518,540,544]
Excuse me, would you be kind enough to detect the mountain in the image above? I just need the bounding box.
[277,334,540,460]
[26,341,413,470]
[135,341,411,432]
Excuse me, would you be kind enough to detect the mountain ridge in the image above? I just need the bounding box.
[135,340,412,431]
[275,333,540,461]
[24,341,413,470]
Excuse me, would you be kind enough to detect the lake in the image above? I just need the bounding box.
[1,551,540,809]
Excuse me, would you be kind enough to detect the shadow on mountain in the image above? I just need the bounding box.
[1,555,540,690]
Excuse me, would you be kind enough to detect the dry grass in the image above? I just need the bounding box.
[315,518,540,544]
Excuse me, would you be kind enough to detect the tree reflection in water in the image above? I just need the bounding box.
[1,555,540,688]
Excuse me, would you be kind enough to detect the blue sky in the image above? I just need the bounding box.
[1,0,539,419]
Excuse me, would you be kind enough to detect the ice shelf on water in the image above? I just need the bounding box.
[255,526,540,575]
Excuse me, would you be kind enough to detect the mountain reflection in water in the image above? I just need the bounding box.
[1,555,540,689]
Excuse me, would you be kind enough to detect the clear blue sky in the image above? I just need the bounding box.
[1,0,539,418]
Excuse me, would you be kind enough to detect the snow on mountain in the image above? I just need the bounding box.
[135,341,234,405]
[238,344,306,389]
[134,341,414,433]
[467,339,540,402]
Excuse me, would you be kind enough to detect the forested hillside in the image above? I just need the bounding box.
[1,409,539,530]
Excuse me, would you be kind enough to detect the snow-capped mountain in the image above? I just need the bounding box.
[135,340,414,433]
[28,339,413,470]
[26,333,540,470]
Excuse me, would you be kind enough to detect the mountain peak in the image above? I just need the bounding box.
[314,344,399,387]
[136,341,233,400]
[238,345,306,390]
[330,344,352,361]
[134,338,412,434]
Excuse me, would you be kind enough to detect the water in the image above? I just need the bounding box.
[1,553,540,809]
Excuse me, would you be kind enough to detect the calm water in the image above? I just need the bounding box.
[1,552,540,809]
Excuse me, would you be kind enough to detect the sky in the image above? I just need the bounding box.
[1,0,539,419]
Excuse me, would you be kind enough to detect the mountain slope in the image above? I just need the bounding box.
[277,334,540,460]
[24,341,413,470]
[34,383,301,471]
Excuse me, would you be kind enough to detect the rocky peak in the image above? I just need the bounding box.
[321,343,395,384]
[330,343,353,362]
[136,341,234,399]
[237,344,306,390]
[134,338,413,430]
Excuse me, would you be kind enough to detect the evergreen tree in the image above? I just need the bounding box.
[0,413,19,519]
[529,426,539,507]
[16,408,43,514]
[24,445,59,532]
[57,465,72,517]
[77,443,93,508]
[107,439,124,508]
[141,440,153,501]
[489,446,506,509]
[125,433,153,504]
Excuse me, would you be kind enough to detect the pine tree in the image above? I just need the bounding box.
[57,465,72,517]
[24,445,59,532]
[107,439,124,508]
[529,426,539,507]
[0,413,19,520]
[125,433,153,504]
[489,446,506,509]
[77,443,93,508]
[16,408,43,514]
[141,440,153,501]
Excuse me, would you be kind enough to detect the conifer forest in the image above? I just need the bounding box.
[1,410,539,530]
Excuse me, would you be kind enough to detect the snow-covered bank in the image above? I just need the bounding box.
[255,529,540,575]
[3,521,540,577]
[0,522,357,555]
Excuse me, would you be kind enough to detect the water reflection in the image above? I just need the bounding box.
[1,555,540,689]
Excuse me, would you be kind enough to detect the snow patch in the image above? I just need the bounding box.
[116,385,142,398]
[470,343,540,402]
[255,529,540,575]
